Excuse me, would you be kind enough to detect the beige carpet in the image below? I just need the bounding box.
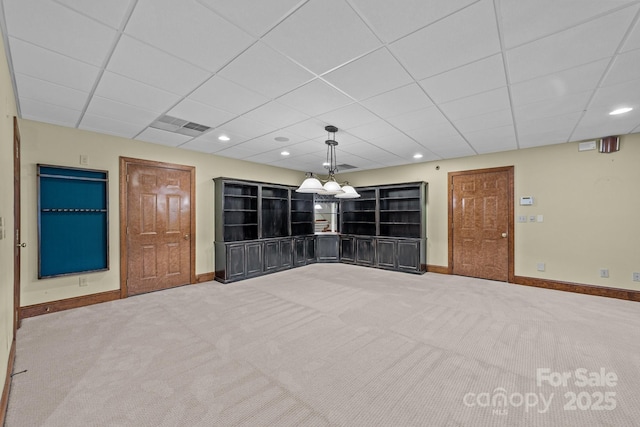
[6,264,640,426]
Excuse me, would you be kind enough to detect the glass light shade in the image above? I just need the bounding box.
[296,176,323,193]
[335,185,361,198]
[319,180,343,195]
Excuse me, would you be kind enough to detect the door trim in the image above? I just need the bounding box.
[448,166,514,282]
[13,117,21,332]
[119,157,196,298]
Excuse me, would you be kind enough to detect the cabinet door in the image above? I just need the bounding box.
[246,242,263,277]
[397,239,420,272]
[226,244,246,281]
[305,236,316,263]
[340,236,355,263]
[355,237,375,266]
[280,239,292,269]
[316,235,339,262]
[376,239,396,270]
[264,240,280,272]
[294,238,306,266]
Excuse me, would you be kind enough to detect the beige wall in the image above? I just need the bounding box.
[341,135,640,290]
[19,119,304,306]
[0,31,18,403]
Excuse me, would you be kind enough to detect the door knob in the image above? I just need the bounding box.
[501,232,507,238]
[184,234,190,240]
[17,242,26,248]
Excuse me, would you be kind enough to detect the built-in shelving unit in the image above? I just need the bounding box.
[214,178,316,283]
[340,182,427,274]
[214,178,427,282]
[341,188,376,236]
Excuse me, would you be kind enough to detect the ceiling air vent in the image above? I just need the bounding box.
[336,164,357,170]
[150,115,211,137]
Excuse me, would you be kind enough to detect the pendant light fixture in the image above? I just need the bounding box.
[296,126,360,198]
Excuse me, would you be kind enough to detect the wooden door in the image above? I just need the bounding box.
[121,158,195,296]
[449,167,513,281]
[13,117,22,332]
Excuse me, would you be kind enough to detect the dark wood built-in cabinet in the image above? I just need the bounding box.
[340,182,427,273]
[214,178,427,283]
[214,178,315,282]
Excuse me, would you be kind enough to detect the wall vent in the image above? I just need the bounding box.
[337,163,357,170]
[150,115,211,137]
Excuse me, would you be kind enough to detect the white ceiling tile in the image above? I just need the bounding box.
[514,91,591,124]
[350,0,479,43]
[419,54,506,103]
[440,87,511,121]
[390,0,501,79]
[195,129,253,146]
[218,42,314,98]
[316,104,380,130]
[54,0,134,29]
[166,99,236,128]
[5,0,117,66]
[518,130,573,149]
[426,137,476,159]
[323,48,414,100]
[463,125,517,154]
[85,96,160,126]
[572,106,640,140]
[8,38,101,92]
[19,98,81,127]
[136,127,193,147]
[589,79,640,110]
[453,109,513,133]
[94,71,182,113]
[506,7,638,83]
[218,116,278,139]
[79,114,146,138]
[15,73,88,111]
[215,143,264,160]
[346,120,402,141]
[361,84,433,119]
[602,49,640,87]
[622,19,640,51]
[197,0,303,37]
[277,79,353,116]
[386,106,450,131]
[126,0,255,71]
[189,76,269,115]
[243,101,309,129]
[179,137,224,154]
[517,112,583,137]
[341,141,397,162]
[406,122,462,143]
[510,59,610,106]
[499,0,639,49]
[282,118,333,140]
[262,0,381,75]
[107,36,210,95]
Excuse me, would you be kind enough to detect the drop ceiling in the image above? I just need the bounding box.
[1,0,640,173]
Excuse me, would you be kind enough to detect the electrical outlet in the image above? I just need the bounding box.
[537,263,545,272]
[79,154,89,165]
[633,272,640,282]
[517,215,527,223]
[599,269,609,278]
[79,277,88,287]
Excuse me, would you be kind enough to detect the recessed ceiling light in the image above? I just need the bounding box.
[281,151,290,156]
[413,153,423,159]
[609,107,633,115]
[218,135,230,141]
